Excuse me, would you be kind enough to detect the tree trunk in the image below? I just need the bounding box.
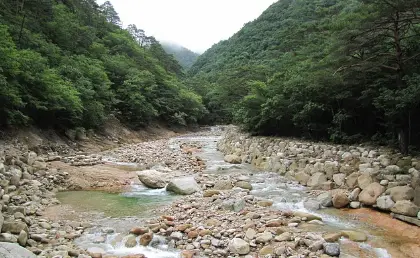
[398,125,409,154]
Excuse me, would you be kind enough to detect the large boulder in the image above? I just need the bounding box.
[166,177,200,195]
[295,172,310,185]
[307,173,327,188]
[317,192,333,207]
[391,200,420,217]
[376,196,395,211]
[332,173,346,186]
[1,221,28,234]
[357,174,373,190]
[359,183,385,205]
[228,238,250,255]
[0,243,36,258]
[224,155,241,164]
[136,170,168,189]
[346,172,361,188]
[414,186,420,206]
[387,186,415,202]
[332,190,349,208]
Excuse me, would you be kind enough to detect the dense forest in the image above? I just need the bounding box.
[0,0,206,131]
[161,42,199,69]
[188,0,420,153]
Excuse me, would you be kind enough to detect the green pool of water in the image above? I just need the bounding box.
[56,191,175,218]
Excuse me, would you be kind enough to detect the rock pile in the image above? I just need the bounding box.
[0,151,90,257]
[62,154,103,166]
[218,127,420,225]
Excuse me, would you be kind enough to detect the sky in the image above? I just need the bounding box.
[97,0,277,53]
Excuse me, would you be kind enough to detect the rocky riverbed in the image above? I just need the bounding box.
[0,126,419,258]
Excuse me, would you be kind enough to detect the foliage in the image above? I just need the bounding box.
[0,0,206,129]
[188,0,420,151]
[161,43,200,69]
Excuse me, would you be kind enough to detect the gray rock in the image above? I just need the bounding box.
[357,174,373,190]
[333,173,346,186]
[391,213,420,226]
[214,180,233,190]
[0,233,17,243]
[387,186,415,202]
[391,200,420,217]
[346,172,361,188]
[376,196,395,211]
[385,165,401,175]
[317,192,332,207]
[307,172,327,188]
[166,177,200,195]
[229,238,250,255]
[0,243,36,258]
[350,201,360,209]
[170,232,183,241]
[224,155,241,164]
[18,230,27,246]
[304,199,321,210]
[136,170,168,189]
[359,183,385,205]
[349,188,361,201]
[323,243,340,256]
[295,172,310,185]
[235,181,252,190]
[125,235,137,248]
[415,186,420,207]
[233,199,245,212]
[256,231,273,243]
[1,221,28,234]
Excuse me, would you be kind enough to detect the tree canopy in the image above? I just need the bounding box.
[0,0,206,130]
[187,0,420,153]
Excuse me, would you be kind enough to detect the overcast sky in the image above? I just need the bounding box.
[97,0,277,53]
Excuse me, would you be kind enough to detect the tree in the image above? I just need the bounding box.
[127,24,146,47]
[99,1,121,26]
[340,0,420,153]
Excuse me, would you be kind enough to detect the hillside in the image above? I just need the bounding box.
[187,0,420,152]
[0,0,206,131]
[162,42,199,69]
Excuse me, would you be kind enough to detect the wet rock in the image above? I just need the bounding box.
[391,213,420,226]
[387,186,415,202]
[332,190,349,208]
[166,177,200,195]
[0,242,36,258]
[323,243,340,256]
[293,211,322,221]
[317,192,332,207]
[224,155,241,164]
[139,232,153,246]
[323,232,341,242]
[391,200,420,217]
[228,238,250,255]
[304,199,321,210]
[136,170,168,189]
[341,231,367,242]
[125,235,138,248]
[129,227,149,236]
[359,182,385,205]
[376,196,395,211]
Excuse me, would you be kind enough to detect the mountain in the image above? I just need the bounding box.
[0,0,206,129]
[187,0,420,152]
[161,42,199,69]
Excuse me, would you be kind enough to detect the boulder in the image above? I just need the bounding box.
[136,170,168,189]
[317,192,332,207]
[125,235,137,248]
[341,231,367,242]
[358,182,385,205]
[391,213,420,226]
[224,155,241,164]
[387,186,415,202]
[1,221,28,234]
[139,232,153,246]
[385,165,401,175]
[228,238,250,255]
[357,174,373,190]
[349,188,361,201]
[376,196,395,211]
[391,200,420,217]
[166,177,200,195]
[414,186,420,206]
[303,199,321,210]
[307,173,327,188]
[332,173,346,186]
[323,243,340,257]
[295,172,310,185]
[346,172,361,188]
[332,190,349,208]
[0,243,36,258]
[350,201,360,209]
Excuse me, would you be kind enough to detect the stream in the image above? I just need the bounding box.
[57,128,412,257]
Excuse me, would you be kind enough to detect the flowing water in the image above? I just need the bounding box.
[57,128,416,257]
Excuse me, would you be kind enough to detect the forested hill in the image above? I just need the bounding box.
[0,0,206,130]
[161,42,199,69]
[187,0,420,153]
